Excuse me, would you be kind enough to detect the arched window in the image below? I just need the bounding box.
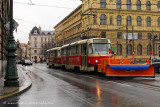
[127,16,132,26]
[147,45,151,55]
[100,0,106,8]
[117,15,121,25]
[117,44,122,55]
[116,0,121,9]
[128,44,132,55]
[137,0,141,10]
[137,44,142,55]
[137,16,141,26]
[147,17,151,27]
[146,1,151,10]
[100,14,106,25]
[127,0,131,9]
[158,1,160,11]
[158,17,160,27]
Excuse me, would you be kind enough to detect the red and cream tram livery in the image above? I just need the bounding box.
[47,47,61,68]
[61,38,111,72]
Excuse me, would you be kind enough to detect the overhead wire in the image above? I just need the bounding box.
[13,1,75,9]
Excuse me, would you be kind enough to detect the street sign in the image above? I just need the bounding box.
[124,33,138,39]
[5,19,19,31]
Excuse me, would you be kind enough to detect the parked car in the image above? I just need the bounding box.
[152,57,160,73]
[16,60,23,64]
[22,59,32,66]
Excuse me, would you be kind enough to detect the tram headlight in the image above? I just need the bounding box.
[95,60,98,63]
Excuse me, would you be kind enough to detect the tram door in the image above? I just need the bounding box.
[81,44,87,71]
[66,47,69,65]
[55,50,57,63]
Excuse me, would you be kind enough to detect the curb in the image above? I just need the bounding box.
[0,67,32,101]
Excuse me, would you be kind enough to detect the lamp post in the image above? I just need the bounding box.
[4,0,19,87]
[126,25,128,58]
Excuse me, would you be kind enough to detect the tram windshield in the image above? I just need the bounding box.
[89,43,110,54]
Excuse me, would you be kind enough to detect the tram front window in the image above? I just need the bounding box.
[89,43,110,54]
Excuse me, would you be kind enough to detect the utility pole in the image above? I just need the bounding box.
[4,0,19,87]
[132,26,134,52]
[126,25,128,58]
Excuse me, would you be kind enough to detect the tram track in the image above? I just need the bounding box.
[30,65,160,92]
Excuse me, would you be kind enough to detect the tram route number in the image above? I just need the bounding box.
[125,69,135,72]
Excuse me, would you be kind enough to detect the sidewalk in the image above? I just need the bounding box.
[0,65,32,100]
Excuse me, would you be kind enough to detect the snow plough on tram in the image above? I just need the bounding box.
[98,53,155,77]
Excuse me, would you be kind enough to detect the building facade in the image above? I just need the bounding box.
[29,26,55,62]
[54,0,160,62]
[0,0,10,76]
[16,40,22,60]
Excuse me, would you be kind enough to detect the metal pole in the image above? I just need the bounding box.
[4,0,19,87]
[153,36,155,58]
[152,30,154,58]
[132,26,134,52]
[126,25,128,58]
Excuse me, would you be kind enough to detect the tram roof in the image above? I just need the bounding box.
[50,47,61,51]
[61,38,110,48]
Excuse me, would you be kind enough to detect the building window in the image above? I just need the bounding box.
[146,1,151,10]
[110,16,113,25]
[138,33,142,39]
[127,0,131,9]
[41,38,43,42]
[137,16,141,26]
[147,17,151,27]
[34,37,37,41]
[100,0,106,8]
[100,14,106,25]
[137,0,141,10]
[34,30,38,34]
[35,44,37,47]
[116,0,121,9]
[117,32,122,39]
[101,32,106,38]
[117,15,121,25]
[127,16,132,26]
[137,44,142,55]
[147,33,152,39]
[128,44,132,55]
[158,17,160,27]
[34,50,37,53]
[158,1,160,11]
[147,45,151,55]
[117,44,122,55]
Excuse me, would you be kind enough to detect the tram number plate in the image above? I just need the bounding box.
[125,69,135,72]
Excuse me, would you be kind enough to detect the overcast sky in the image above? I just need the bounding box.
[13,0,81,43]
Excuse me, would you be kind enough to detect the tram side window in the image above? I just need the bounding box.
[71,46,76,55]
[62,49,66,56]
[58,50,61,57]
[89,44,93,54]
[51,51,53,57]
[61,49,64,56]
[76,45,79,54]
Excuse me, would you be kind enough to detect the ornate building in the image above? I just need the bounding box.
[29,26,55,62]
[54,0,160,62]
[0,0,10,76]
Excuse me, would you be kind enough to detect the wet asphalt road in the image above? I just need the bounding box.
[1,63,160,107]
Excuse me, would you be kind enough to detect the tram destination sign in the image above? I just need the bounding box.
[124,33,138,39]
[93,39,108,43]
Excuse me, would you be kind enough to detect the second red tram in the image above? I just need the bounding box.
[47,38,111,72]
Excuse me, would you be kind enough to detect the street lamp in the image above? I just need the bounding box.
[4,0,19,87]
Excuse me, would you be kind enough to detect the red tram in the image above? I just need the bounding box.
[47,38,111,72]
[47,47,61,68]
